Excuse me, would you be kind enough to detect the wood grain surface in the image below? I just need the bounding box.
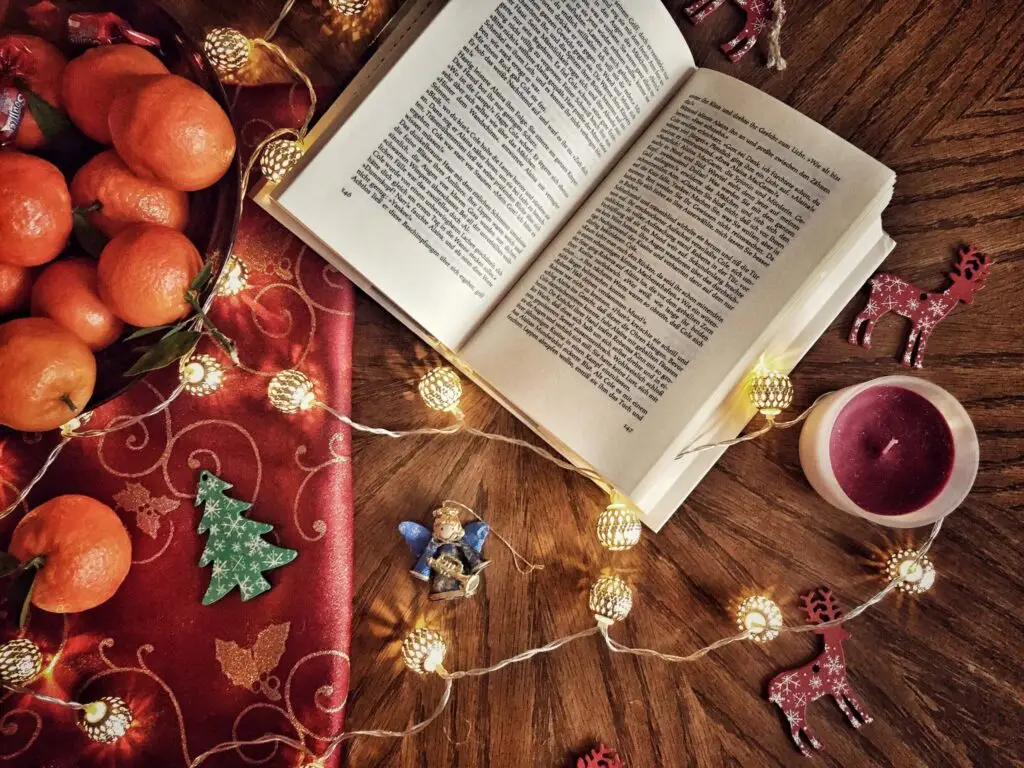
[163,1,1024,765]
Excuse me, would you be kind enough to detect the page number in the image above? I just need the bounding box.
[623,423,634,433]
[340,187,353,198]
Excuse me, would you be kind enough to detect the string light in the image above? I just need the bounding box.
[78,696,133,744]
[202,27,253,75]
[736,595,783,642]
[589,574,633,625]
[267,369,317,414]
[260,138,305,182]
[401,628,448,675]
[180,354,226,397]
[0,639,42,686]
[329,0,369,14]
[596,494,642,551]
[217,255,249,297]
[418,366,463,412]
[748,363,794,421]
[886,549,936,595]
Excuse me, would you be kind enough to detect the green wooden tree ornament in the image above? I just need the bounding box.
[195,470,297,605]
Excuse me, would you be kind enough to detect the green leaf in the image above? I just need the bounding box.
[125,330,201,376]
[23,90,72,142]
[73,210,109,258]
[186,294,239,364]
[189,260,214,294]
[124,323,178,341]
[8,558,42,631]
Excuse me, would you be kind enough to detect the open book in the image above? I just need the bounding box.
[258,0,896,531]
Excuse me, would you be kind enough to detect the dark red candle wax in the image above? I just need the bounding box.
[829,386,955,516]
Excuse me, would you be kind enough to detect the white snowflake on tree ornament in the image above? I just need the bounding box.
[824,654,844,677]
[195,471,297,605]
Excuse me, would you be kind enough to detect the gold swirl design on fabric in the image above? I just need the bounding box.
[0,708,41,759]
[95,381,175,479]
[87,639,194,765]
[230,702,306,764]
[284,649,352,740]
[291,436,350,541]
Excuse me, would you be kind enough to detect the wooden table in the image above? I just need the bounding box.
[165,1,1024,765]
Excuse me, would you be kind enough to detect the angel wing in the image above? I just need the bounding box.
[462,521,490,554]
[398,521,433,557]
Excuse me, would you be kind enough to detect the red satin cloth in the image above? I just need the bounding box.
[0,84,354,766]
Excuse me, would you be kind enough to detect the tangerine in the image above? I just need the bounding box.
[108,74,236,192]
[0,262,32,315]
[9,495,132,614]
[31,257,124,351]
[0,317,95,431]
[0,34,67,150]
[0,151,72,267]
[61,44,167,144]
[97,223,202,327]
[71,149,189,238]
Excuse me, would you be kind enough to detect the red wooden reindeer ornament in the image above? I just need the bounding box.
[684,0,773,62]
[849,245,991,368]
[766,588,873,757]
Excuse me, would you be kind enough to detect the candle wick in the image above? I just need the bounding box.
[880,437,899,457]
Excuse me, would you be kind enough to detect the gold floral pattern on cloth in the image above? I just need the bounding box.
[216,623,291,701]
[0,82,356,766]
[114,483,181,539]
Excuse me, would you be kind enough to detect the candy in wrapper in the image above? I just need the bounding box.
[0,88,25,144]
[67,12,160,47]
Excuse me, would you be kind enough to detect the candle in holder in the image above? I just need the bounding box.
[799,376,978,527]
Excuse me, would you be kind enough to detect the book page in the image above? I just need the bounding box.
[272,0,694,348]
[463,68,894,495]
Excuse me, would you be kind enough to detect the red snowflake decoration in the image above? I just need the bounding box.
[577,744,624,768]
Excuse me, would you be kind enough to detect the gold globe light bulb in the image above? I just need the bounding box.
[0,638,42,686]
[886,549,936,595]
[79,696,133,744]
[180,354,226,397]
[329,0,369,15]
[596,494,642,551]
[748,363,794,420]
[202,27,253,76]
[260,138,305,183]
[402,628,448,675]
[418,366,463,412]
[589,574,634,626]
[267,370,317,414]
[736,595,784,642]
[218,255,249,297]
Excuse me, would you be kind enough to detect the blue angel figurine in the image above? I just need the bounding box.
[399,503,491,601]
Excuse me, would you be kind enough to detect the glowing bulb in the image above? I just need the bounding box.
[78,696,132,744]
[589,574,633,625]
[179,354,225,396]
[596,494,642,551]
[402,628,448,675]
[60,410,92,437]
[329,0,369,15]
[260,138,305,183]
[0,638,42,685]
[736,595,783,642]
[885,549,936,595]
[267,370,316,414]
[748,363,793,420]
[202,27,252,75]
[218,255,249,297]
[418,366,462,412]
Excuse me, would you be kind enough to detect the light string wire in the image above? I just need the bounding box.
[675,391,833,461]
[1,684,85,711]
[262,0,299,41]
[316,401,611,491]
[189,520,944,763]
[766,0,787,71]
[441,499,544,575]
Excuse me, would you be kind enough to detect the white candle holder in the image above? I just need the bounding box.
[799,376,978,528]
